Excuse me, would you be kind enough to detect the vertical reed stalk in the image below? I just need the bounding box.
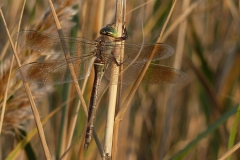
[103,0,125,158]
[0,7,52,160]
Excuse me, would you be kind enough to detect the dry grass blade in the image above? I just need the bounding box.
[218,141,240,160]
[46,0,104,158]
[64,0,105,155]
[0,0,26,135]
[47,0,88,121]
[5,95,74,160]
[0,57,13,135]
[126,0,154,15]
[34,0,77,33]
[161,0,202,41]
[0,6,52,160]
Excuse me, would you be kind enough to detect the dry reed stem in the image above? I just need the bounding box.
[104,0,125,157]
[218,141,240,160]
[0,7,52,160]
[112,20,145,160]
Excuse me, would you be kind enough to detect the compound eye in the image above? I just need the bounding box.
[100,25,118,38]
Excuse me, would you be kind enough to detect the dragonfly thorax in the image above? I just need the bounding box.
[94,35,114,63]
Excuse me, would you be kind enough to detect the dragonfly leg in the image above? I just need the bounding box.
[109,50,125,67]
[114,23,128,41]
[121,23,128,40]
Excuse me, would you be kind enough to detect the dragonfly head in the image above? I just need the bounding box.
[100,24,118,38]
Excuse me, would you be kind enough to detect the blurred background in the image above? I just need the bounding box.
[0,0,240,159]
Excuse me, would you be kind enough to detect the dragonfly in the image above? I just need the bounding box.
[15,23,188,149]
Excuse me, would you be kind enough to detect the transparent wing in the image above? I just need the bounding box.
[105,62,188,85]
[16,57,94,84]
[102,42,174,63]
[141,64,188,84]
[14,30,95,55]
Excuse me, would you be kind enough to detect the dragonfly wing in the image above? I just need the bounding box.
[16,57,93,84]
[105,62,145,85]
[105,62,188,85]
[141,64,188,84]
[103,43,174,63]
[14,30,95,55]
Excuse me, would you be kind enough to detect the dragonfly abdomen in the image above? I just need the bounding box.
[84,62,105,150]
